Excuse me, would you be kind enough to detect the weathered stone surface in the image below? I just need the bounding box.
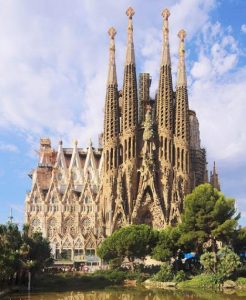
[144,279,177,289]
[223,280,236,289]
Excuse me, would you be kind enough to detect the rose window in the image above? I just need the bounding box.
[82,218,91,228]
[32,218,40,227]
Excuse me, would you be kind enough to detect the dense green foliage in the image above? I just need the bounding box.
[153,263,174,282]
[232,226,246,254]
[179,184,239,254]
[97,224,158,269]
[152,226,181,262]
[200,247,241,282]
[0,222,52,287]
[0,222,22,283]
[177,274,219,288]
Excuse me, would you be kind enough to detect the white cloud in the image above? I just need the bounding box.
[0,0,245,164]
[0,0,217,148]
[241,24,246,33]
[189,21,246,163]
[0,142,19,153]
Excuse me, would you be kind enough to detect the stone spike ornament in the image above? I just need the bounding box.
[161,8,171,66]
[125,7,135,65]
[177,29,187,87]
[107,27,117,85]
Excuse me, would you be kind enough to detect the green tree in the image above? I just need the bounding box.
[231,226,246,254]
[0,222,22,285]
[152,226,181,262]
[0,222,53,288]
[179,184,239,254]
[200,247,241,282]
[21,225,53,276]
[153,262,174,282]
[97,224,158,270]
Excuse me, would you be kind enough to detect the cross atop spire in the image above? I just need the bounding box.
[125,7,135,65]
[177,29,187,87]
[162,8,170,20]
[107,27,117,85]
[126,7,135,19]
[108,27,116,39]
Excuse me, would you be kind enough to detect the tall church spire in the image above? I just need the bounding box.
[175,29,189,140]
[122,7,138,134]
[161,8,171,66]
[171,29,190,213]
[157,8,173,164]
[125,7,135,65]
[103,27,120,171]
[107,27,117,85]
[176,29,187,87]
[210,161,221,191]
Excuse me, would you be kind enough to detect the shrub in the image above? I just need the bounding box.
[217,247,241,280]
[153,263,174,282]
[93,269,127,284]
[174,270,187,283]
[200,247,241,282]
[178,274,218,288]
[200,251,216,274]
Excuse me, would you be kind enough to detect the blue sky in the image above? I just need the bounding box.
[0,0,245,226]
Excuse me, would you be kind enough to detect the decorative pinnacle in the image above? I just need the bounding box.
[74,139,78,146]
[59,140,63,146]
[146,104,152,113]
[162,8,170,20]
[178,29,186,41]
[126,7,135,19]
[108,27,116,39]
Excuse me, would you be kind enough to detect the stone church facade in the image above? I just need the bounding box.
[25,8,220,263]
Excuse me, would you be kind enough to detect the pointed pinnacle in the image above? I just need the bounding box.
[126,7,135,19]
[162,8,170,20]
[108,27,117,39]
[178,29,187,41]
[213,161,217,173]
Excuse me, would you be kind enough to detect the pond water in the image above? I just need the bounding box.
[3,288,246,300]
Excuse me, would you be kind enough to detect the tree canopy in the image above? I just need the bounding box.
[179,183,240,254]
[152,226,181,262]
[97,224,158,269]
[0,222,53,287]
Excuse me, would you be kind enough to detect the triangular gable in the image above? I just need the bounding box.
[74,237,84,249]
[62,237,73,249]
[29,180,44,202]
[85,231,96,249]
[79,180,96,204]
[69,141,83,173]
[84,143,98,180]
[45,172,62,203]
[55,141,68,177]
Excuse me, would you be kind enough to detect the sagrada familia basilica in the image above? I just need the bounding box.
[25,8,220,263]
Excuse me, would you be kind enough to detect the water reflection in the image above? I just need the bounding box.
[6,288,246,300]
